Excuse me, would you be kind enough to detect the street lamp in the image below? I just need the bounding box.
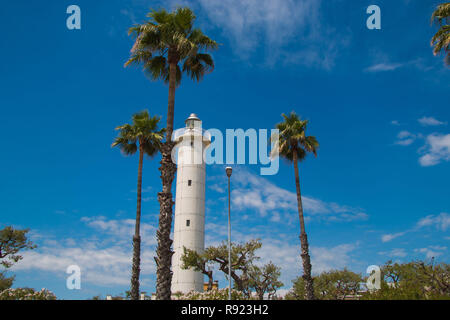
[225,166,232,300]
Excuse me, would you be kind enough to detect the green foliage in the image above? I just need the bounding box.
[181,239,283,299]
[314,269,362,300]
[362,260,450,300]
[112,110,164,157]
[0,226,36,268]
[0,288,56,300]
[271,112,319,163]
[431,2,450,65]
[181,246,207,273]
[287,269,362,300]
[125,7,218,86]
[0,271,14,291]
[248,262,284,300]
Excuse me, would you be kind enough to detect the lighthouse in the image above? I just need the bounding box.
[171,113,210,294]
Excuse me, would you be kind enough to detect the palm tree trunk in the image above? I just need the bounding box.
[155,60,178,300]
[130,146,144,300]
[292,150,315,300]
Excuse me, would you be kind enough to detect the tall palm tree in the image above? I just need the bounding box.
[112,110,164,300]
[431,2,450,65]
[272,112,319,300]
[125,7,218,300]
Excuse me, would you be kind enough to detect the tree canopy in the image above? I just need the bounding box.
[431,2,450,65]
[181,239,283,299]
[362,260,450,300]
[125,7,218,86]
[0,226,36,269]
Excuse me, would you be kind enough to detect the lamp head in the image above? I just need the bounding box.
[225,166,232,177]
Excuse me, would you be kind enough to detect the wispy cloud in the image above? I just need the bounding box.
[395,130,417,146]
[416,213,450,231]
[13,217,157,287]
[418,116,446,127]
[245,238,357,286]
[195,0,348,68]
[381,232,406,243]
[365,62,404,72]
[381,212,449,242]
[364,58,429,73]
[418,133,450,166]
[414,246,447,259]
[378,248,408,258]
[222,169,368,222]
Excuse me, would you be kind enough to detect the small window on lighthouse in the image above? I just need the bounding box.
[188,180,192,186]
[186,220,190,227]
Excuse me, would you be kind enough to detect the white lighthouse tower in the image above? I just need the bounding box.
[171,113,210,294]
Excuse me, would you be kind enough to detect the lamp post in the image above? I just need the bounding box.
[225,166,232,300]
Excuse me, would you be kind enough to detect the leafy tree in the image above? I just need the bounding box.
[287,269,362,300]
[182,239,284,299]
[431,2,450,65]
[272,112,319,300]
[362,260,450,300]
[125,7,218,300]
[314,269,362,300]
[181,247,214,290]
[0,271,14,292]
[248,262,284,300]
[112,110,164,300]
[0,226,36,268]
[205,239,261,297]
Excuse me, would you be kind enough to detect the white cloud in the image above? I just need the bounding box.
[418,134,450,166]
[365,62,404,72]
[414,246,447,259]
[418,116,446,127]
[378,248,407,258]
[209,183,225,193]
[416,213,450,231]
[228,169,368,222]
[255,239,357,287]
[365,58,428,73]
[13,217,157,287]
[381,232,406,243]
[310,244,356,274]
[391,120,400,126]
[195,0,348,68]
[381,213,449,243]
[395,130,416,146]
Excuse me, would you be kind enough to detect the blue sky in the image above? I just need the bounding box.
[0,0,449,299]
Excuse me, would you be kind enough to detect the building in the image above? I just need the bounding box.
[171,114,211,294]
[203,281,219,292]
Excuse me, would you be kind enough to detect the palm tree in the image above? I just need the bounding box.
[124,7,217,300]
[431,2,450,65]
[112,110,164,300]
[272,112,319,300]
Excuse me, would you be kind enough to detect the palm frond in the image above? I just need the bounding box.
[182,53,214,82]
[112,110,164,157]
[173,7,195,35]
[125,7,217,84]
[143,56,169,81]
[431,3,450,25]
[274,112,319,162]
[188,29,219,50]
